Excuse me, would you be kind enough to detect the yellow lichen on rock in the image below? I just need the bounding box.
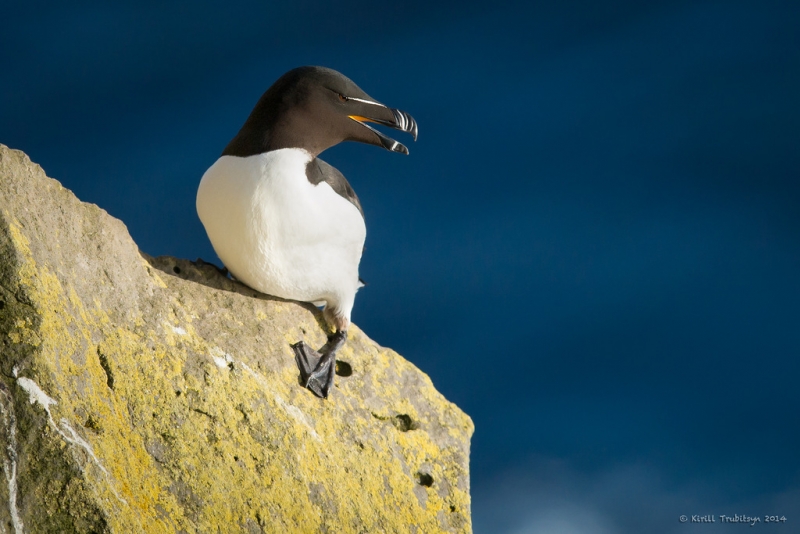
[0,143,473,533]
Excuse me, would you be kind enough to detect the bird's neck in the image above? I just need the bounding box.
[222,113,338,158]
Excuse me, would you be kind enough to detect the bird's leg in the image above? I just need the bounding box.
[292,330,347,398]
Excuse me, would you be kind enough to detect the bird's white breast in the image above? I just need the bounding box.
[196,148,366,313]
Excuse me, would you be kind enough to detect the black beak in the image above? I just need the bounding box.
[348,105,418,155]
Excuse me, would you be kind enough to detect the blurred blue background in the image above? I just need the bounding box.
[3,1,799,532]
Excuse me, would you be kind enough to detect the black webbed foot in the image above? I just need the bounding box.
[292,331,348,398]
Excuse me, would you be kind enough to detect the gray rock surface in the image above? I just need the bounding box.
[0,144,473,533]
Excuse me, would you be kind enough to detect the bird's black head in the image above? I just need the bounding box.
[222,66,418,158]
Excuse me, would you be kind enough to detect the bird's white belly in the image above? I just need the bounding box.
[196,149,365,309]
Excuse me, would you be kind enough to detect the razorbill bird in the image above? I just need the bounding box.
[197,66,417,398]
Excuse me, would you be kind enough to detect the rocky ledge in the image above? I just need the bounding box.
[0,144,473,533]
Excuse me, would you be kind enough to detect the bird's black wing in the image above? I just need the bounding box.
[305,157,364,219]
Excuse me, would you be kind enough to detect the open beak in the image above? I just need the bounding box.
[348,105,418,155]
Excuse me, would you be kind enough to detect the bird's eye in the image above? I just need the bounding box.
[338,93,348,102]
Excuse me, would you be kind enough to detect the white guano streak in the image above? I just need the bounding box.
[15,376,127,505]
[0,387,23,534]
